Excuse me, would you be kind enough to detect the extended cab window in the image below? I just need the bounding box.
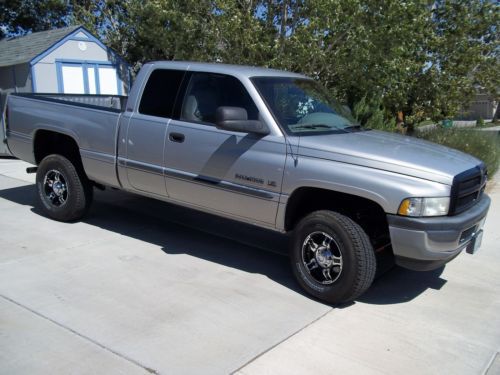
[180,72,258,125]
[139,69,185,118]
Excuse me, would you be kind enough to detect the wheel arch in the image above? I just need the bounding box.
[33,129,84,172]
[284,186,391,249]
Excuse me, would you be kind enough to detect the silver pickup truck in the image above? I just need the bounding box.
[4,61,490,303]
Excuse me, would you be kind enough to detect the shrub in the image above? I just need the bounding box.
[476,117,485,127]
[353,96,397,132]
[415,128,499,176]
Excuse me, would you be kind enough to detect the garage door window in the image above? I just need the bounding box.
[61,65,85,94]
[58,62,123,95]
[97,66,119,95]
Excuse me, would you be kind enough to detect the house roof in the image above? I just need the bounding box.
[0,25,81,68]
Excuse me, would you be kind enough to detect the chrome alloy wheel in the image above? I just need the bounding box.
[302,231,343,284]
[43,170,68,207]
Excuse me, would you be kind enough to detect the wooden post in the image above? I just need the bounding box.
[396,111,406,134]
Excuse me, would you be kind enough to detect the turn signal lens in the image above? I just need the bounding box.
[398,197,450,217]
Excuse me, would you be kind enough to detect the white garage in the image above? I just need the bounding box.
[0,25,130,154]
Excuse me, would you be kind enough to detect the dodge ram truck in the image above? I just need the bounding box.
[4,61,490,303]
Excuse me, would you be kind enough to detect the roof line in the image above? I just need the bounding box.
[30,26,129,67]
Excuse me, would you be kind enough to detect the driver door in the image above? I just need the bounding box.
[163,72,287,227]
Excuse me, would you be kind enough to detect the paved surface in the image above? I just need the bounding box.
[477,125,500,133]
[0,158,499,375]
[416,121,499,133]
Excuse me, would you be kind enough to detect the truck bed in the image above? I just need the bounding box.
[5,93,127,188]
[11,93,127,112]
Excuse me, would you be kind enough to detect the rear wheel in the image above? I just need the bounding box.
[290,210,376,304]
[36,154,93,221]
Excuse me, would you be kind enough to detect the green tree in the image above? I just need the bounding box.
[419,0,500,122]
[0,0,69,39]
[269,0,498,127]
[7,0,496,127]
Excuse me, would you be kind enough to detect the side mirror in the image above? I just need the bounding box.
[215,106,269,135]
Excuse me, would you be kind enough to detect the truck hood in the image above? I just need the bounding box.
[296,130,481,185]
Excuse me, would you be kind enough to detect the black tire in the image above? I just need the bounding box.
[36,154,93,221]
[290,210,376,304]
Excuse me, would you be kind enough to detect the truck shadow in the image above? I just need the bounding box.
[358,266,446,305]
[0,183,447,306]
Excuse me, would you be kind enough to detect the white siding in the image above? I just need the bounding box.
[32,37,129,95]
[38,40,109,64]
[33,63,58,92]
[87,67,97,94]
[74,31,89,39]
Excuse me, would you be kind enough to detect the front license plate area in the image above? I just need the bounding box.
[466,230,483,254]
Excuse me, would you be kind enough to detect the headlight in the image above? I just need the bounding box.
[398,197,450,217]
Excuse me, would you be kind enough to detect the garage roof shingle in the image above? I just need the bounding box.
[0,26,81,68]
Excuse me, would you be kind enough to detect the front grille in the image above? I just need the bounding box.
[449,165,487,215]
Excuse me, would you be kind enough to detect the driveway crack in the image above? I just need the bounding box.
[0,293,159,374]
[230,307,334,374]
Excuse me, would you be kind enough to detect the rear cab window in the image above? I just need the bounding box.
[139,69,185,118]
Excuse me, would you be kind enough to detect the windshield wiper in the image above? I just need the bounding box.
[344,124,362,131]
[292,124,332,130]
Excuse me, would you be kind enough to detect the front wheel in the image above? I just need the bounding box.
[290,210,376,304]
[36,154,93,221]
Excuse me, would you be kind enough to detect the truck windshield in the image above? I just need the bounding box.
[252,77,359,136]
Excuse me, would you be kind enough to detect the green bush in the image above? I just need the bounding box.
[415,128,500,176]
[418,119,435,127]
[476,117,485,127]
[353,96,396,132]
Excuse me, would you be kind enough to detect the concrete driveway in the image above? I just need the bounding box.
[0,158,499,375]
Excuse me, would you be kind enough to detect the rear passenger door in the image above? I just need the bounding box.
[164,72,287,227]
[122,69,185,196]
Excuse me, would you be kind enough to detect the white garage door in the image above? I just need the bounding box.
[59,63,122,95]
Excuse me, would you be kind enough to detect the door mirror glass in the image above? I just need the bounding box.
[215,106,269,135]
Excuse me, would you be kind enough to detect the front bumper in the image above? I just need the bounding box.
[387,194,490,271]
